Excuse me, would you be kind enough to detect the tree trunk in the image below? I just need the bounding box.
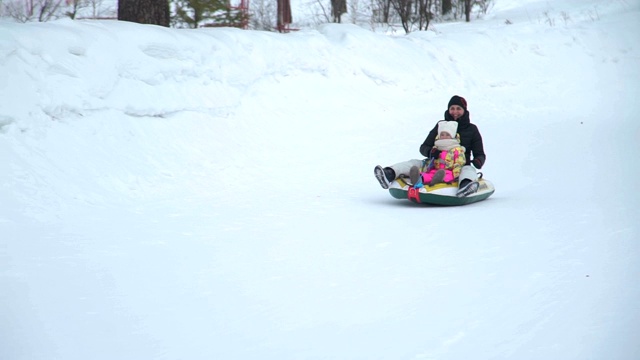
[442,0,451,16]
[379,0,391,23]
[390,0,412,33]
[464,0,471,22]
[118,0,170,27]
[331,0,347,23]
[417,0,432,30]
[277,0,292,31]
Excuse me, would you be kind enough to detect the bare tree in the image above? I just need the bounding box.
[118,0,170,26]
[70,0,117,19]
[416,0,432,30]
[36,0,62,20]
[371,0,391,23]
[346,0,361,24]
[249,0,276,30]
[389,0,411,33]
[2,0,63,22]
[66,0,81,19]
[475,0,493,15]
[390,0,432,33]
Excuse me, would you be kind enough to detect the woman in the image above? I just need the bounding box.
[374,95,486,197]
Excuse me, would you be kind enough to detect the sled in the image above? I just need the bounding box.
[387,176,495,206]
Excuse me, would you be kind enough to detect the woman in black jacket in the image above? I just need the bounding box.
[374,95,486,197]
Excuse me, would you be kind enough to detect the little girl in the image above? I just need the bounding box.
[410,121,466,186]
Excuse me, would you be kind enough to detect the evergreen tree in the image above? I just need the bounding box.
[172,0,247,28]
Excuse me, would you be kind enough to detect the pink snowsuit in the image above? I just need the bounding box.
[421,146,466,183]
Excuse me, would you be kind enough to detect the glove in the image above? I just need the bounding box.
[429,147,439,159]
[472,158,483,169]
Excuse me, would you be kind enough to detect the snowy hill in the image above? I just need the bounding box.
[1,0,639,359]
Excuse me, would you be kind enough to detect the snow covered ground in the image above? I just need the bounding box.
[1,0,639,359]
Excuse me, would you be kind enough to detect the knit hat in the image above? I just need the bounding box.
[437,121,458,139]
[447,95,467,111]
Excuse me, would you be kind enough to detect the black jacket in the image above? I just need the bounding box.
[419,110,486,168]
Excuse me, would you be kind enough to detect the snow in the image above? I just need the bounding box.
[1,0,640,359]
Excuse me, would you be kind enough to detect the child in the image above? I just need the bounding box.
[410,121,466,186]
[374,95,486,194]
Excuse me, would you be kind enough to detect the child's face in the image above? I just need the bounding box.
[439,132,453,139]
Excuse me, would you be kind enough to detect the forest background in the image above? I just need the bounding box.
[0,0,494,33]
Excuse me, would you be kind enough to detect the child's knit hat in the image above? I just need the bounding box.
[437,121,458,139]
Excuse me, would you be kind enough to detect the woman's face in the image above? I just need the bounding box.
[448,105,465,120]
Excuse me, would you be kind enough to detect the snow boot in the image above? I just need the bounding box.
[374,165,396,189]
[409,166,425,188]
[456,165,479,196]
[456,178,479,197]
[409,166,421,186]
[429,169,445,186]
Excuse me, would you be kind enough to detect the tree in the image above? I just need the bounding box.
[416,0,433,30]
[442,0,451,16]
[390,0,432,33]
[372,0,391,24]
[118,0,170,26]
[330,0,346,23]
[66,0,82,19]
[172,0,246,28]
[389,0,411,33]
[276,0,291,31]
[464,0,470,22]
[249,0,276,30]
[2,0,63,22]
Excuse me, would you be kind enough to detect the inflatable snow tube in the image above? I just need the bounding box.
[388,177,495,206]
